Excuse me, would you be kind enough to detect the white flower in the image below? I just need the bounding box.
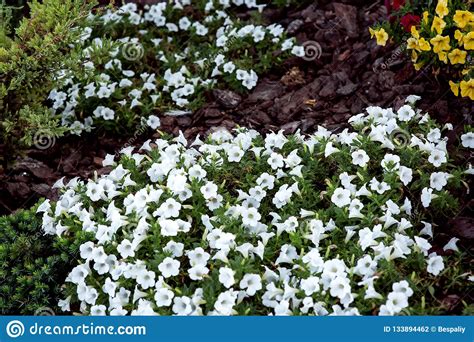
[158,218,179,237]
[351,149,369,167]
[291,45,305,57]
[300,276,320,296]
[117,239,135,259]
[218,267,235,289]
[86,182,105,202]
[414,236,431,256]
[227,145,244,162]
[398,166,413,186]
[354,255,377,278]
[256,173,275,190]
[172,296,193,315]
[329,276,350,299]
[429,172,450,191]
[386,292,409,313]
[90,305,107,316]
[93,106,115,120]
[405,95,421,104]
[188,165,207,180]
[201,182,218,199]
[461,132,474,149]
[58,296,71,312]
[267,152,284,169]
[155,198,181,218]
[397,105,415,122]
[369,178,390,194]
[79,241,95,259]
[428,149,447,167]
[186,247,210,267]
[381,154,400,170]
[241,207,261,227]
[331,188,351,208]
[158,257,180,278]
[427,253,444,276]
[188,264,209,280]
[240,274,262,296]
[324,142,339,157]
[137,270,156,289]
[214,290,237,315]
[163,241,184,258]
[443,237,459,252]
[392,280,413,297]
[223,61,235,73]
[147,115,161,129]
[421,187,435,208]
[155,288,174,307]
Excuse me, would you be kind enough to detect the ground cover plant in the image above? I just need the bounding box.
[38,98,474,316]
[370,0,473,100]
[48,1,304,136]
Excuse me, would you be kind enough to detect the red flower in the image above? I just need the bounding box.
[385,0,406,14]
[393,0,406,10]
[400,14,421,32]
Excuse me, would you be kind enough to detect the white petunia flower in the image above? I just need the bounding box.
[460,132,474,149]
[155,288,174,307]
[351,149,370,167]
[158,257,180,278]
[331,188,351,208]
[218,267,235,289]
[240,274,262,296]
[427,253,444,276]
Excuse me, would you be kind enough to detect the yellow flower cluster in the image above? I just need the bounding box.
[371,0,473,100]
[369,27,389,46]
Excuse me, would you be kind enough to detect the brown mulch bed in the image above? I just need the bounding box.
[1,0,473,231]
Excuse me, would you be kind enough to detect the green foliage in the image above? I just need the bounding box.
[0,203,86,315]
[0,0,96,167]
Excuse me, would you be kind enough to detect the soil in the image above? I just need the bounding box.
[1,0,473,233]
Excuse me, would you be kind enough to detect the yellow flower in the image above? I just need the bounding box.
[448,49,467,64]
[370,28,389,46]
[460,79,474,100]
[431,16,446,34]
[411,50,418,63]
[414,62,424,71]
[453,10,474,29]
[430,35,450,53]
[463,32,474,50]
[435,0,449,18]
[411,26,420,39]
[438,51,448,63]
[407,37,419,50]
[454,30,464,43]
[418,38,431,51]
[449,81,459,96]
[423,11,430,24]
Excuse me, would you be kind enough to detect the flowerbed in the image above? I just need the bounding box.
[48,1,303,135]
[370,0,473,100]
[38,98,473,316]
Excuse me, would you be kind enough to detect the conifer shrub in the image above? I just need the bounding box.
[0,0,96,166]
[0,203,89,315]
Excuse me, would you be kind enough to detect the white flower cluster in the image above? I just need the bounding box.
[48,1,302,135]
[38,97,472,316]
